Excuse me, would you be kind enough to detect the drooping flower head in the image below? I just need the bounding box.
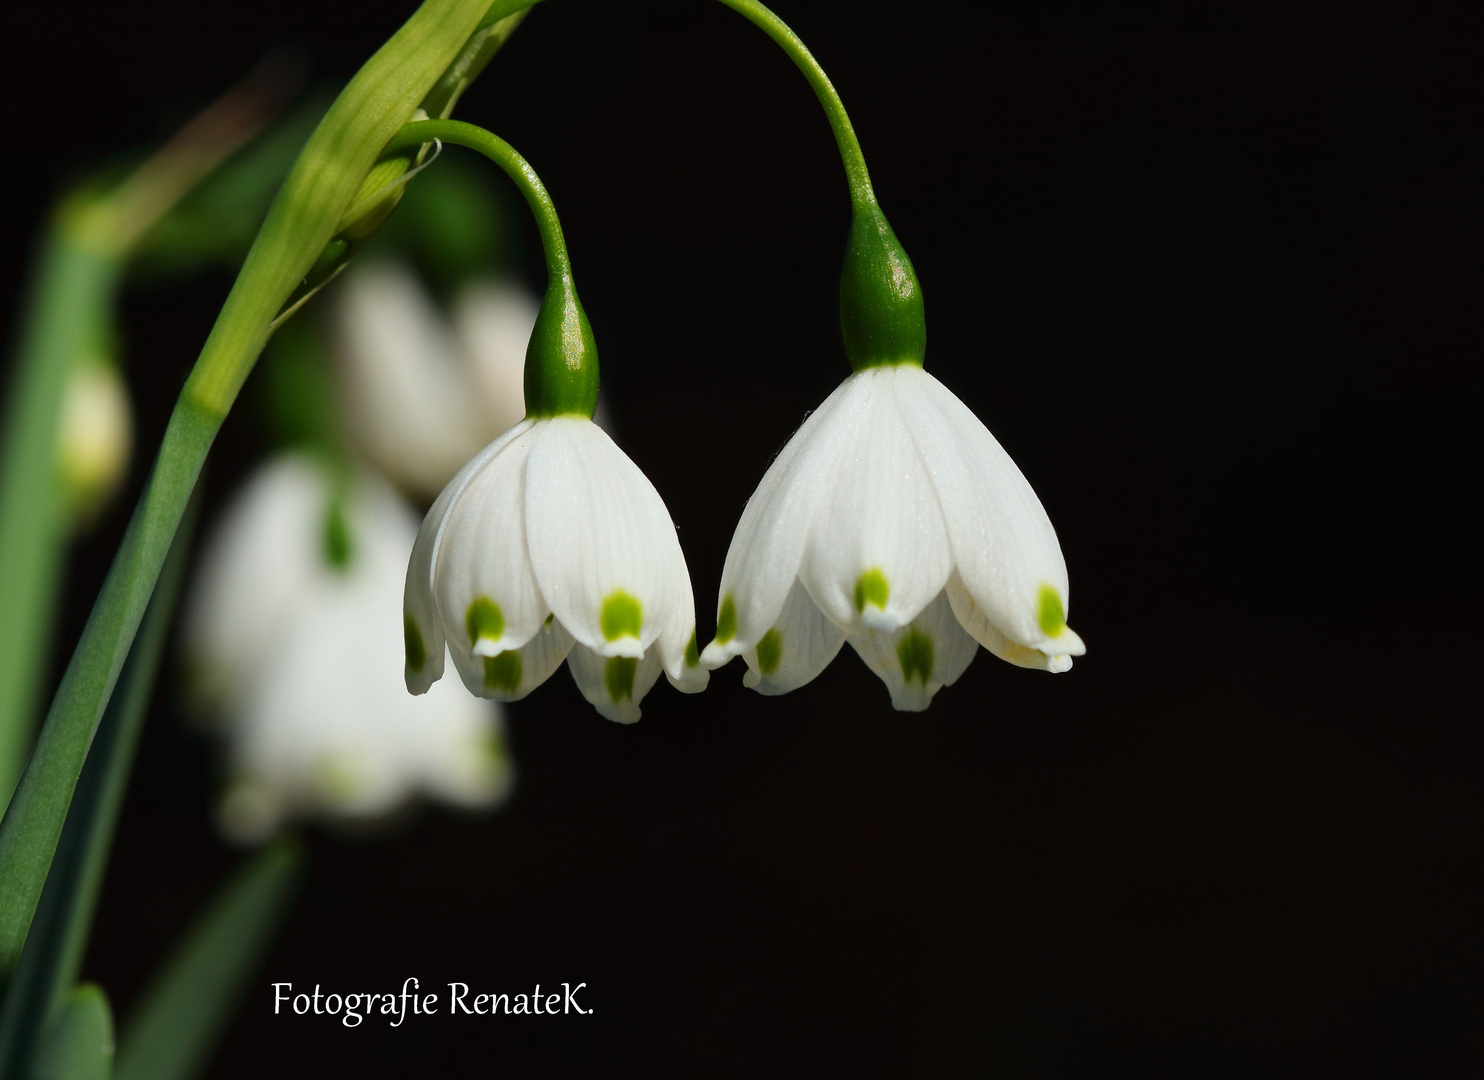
[668,3,1086,709]
[397,120,705,721]
[700,362,1085,711]
[403,415,705,722]
[699,202,1084,710]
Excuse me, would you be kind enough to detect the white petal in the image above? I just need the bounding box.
[740,578,847,695]
[404,419,533,694]
[434,423,549,660]
[524,418,691,660]
[566,642,666,724]
[895,368,1085,659]
[944,571,1080,672]
[183,455,327,713]
[445,614,576,702]
[701,376,867,667]
[222,472,511,841]
[334,262,486,496]
[847,590,979,712]
[797,367,954,633]
[657,562,708,694]
[451,278,537,442]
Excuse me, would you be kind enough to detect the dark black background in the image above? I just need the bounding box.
[3,0,1481,1075]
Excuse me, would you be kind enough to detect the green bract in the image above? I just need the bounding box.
[523,276,599,418]
[840,202,926,370]
[383,118,599,419]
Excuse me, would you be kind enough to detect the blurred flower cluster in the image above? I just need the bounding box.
[178,147,543,842]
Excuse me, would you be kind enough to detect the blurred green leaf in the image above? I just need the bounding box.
[131,95,334,279]
[0,231,121,815]
[258,314,342,452]
[31,984,113,1080]
[0,492,195,1078]
[112,838,305,1080]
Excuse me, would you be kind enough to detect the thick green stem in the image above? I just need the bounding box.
[0,0,513,979]
[385,119,599,418]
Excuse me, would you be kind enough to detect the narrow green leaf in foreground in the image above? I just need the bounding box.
[113,838,304,1080]
[0,0,527,977]
[0,494,196,1078]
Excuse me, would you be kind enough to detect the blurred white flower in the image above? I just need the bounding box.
[183,453,512,843]
[56,359,132,528]
[404,416,707,724]
[700,364,1084,711]
[332,261,538,497]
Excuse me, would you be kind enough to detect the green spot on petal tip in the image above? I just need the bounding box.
[600,590,643,642]
[1037,585,1066,637]
[756,628,783,676]
[715,594,738,645]
[604,656,638,702]
[403,614,426,673]
[324,500,353,570]
[854,569,889,613]
[483,650,522,694]
[684,630,700,668]
[897,628,934,686]
[466,595,505,646]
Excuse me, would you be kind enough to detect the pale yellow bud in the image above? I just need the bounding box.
[56,360,133,528]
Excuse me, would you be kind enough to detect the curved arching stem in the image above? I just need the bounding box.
[383,119,574,282]
[383,119,598,418]
[713,0,876,210]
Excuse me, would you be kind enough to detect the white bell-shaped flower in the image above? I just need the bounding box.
[700,364,1084,711]
[332,261,538,497]
[183,454,512,842]
[404,416,707,723]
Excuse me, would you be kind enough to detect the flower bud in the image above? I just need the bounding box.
[55,358,133,529]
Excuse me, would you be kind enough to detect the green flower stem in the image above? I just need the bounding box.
[0,0,523,979]
[385,120,572,279]
[713,0,875,210]
[715,0,925,370]
[384,120,599,418]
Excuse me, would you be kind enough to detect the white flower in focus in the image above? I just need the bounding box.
[700,365,1085,711]
[333,261,538,497]
[183,454,512,843]
[404,417,707,723]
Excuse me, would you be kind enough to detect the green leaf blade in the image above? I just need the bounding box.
[32,983,113,1080]
[113,838,305,1080]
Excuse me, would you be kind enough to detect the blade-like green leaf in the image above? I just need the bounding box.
[0,58,298,818]
[112,838,305,1080]
[31,983,113,1080]
[0,0,522,977]
[0,492,196,1078]
[0,232,120,815]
